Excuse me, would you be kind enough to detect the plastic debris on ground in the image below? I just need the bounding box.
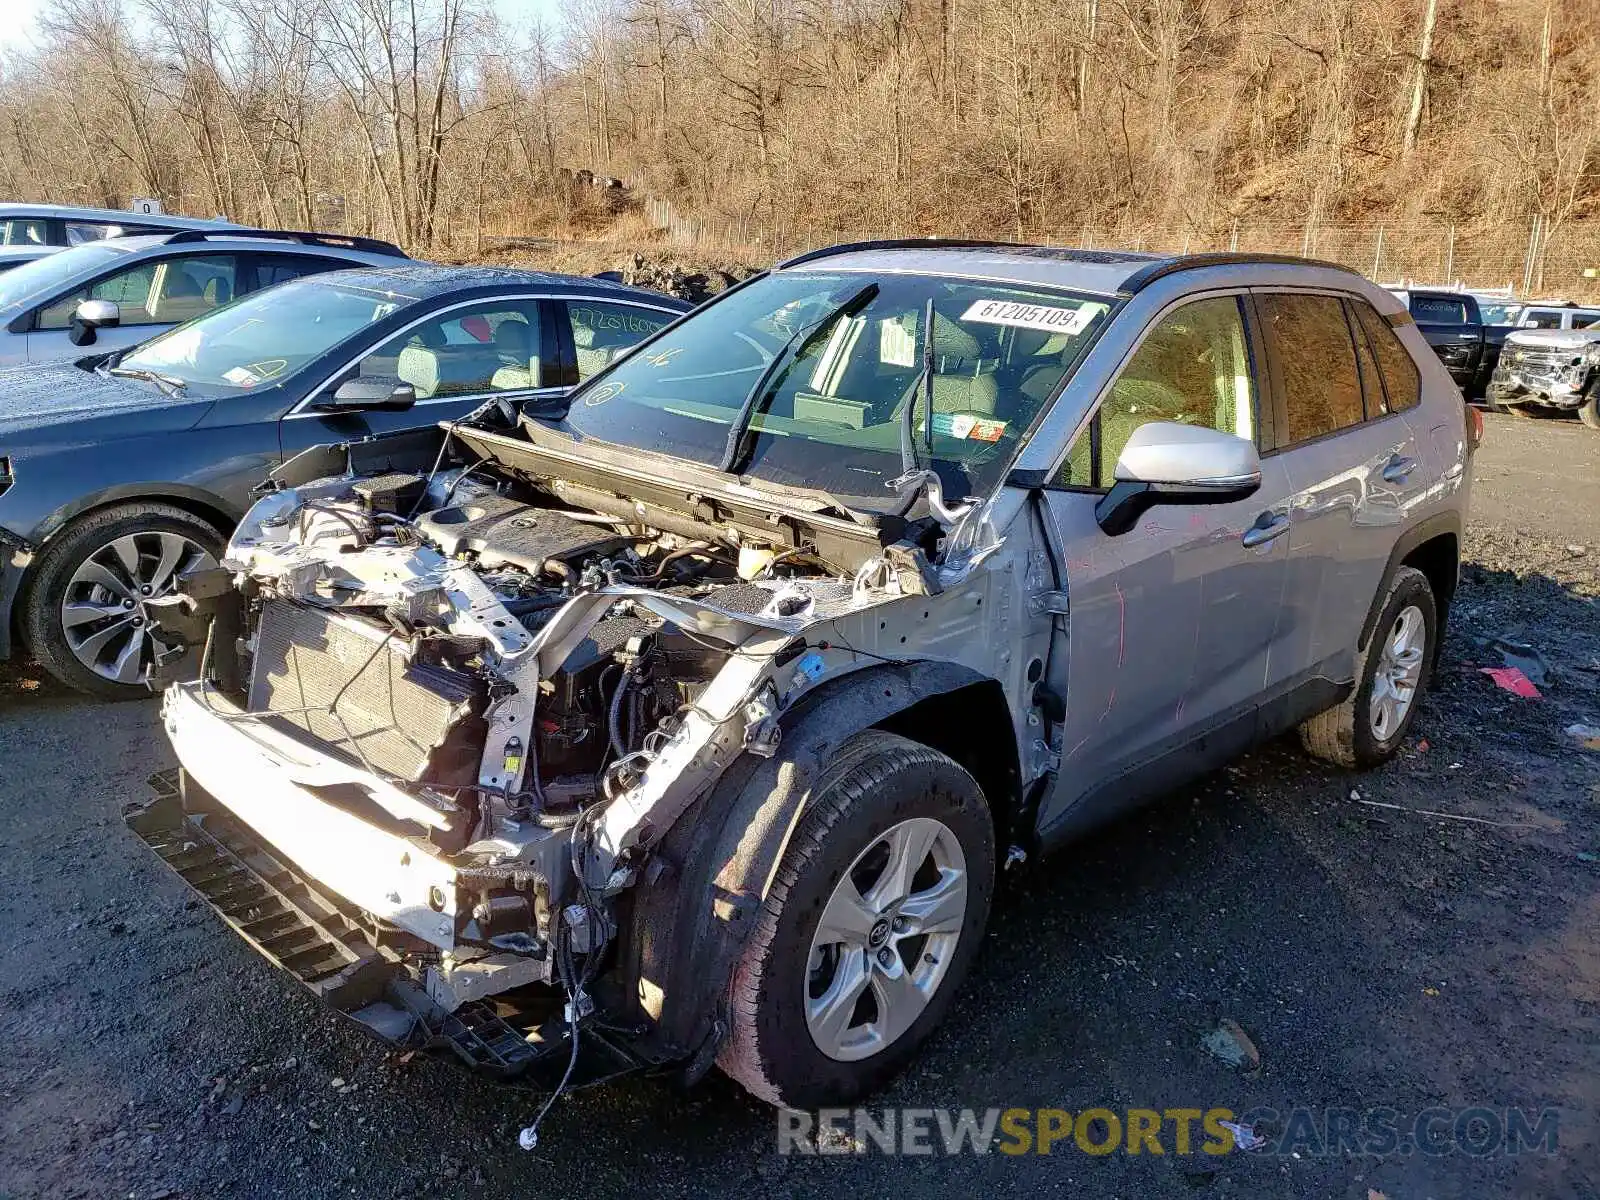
[1218,1119,1267,1151]
[1479,667,1541,698]
[1488,637,1554,687]
[1201,1019,1260,1071]
[1565,723,1600,752]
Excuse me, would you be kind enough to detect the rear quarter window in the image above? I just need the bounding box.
[1351,301,1422,414]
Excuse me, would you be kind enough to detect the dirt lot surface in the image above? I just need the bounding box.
[2,413,1597,1199]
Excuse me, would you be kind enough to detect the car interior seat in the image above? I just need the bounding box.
[152,266,214,322]
[489,319,541,389]
[398,340,501,399]
[573,316,636,380]
[929,312,999,416]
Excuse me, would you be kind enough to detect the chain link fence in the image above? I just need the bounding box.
[645,200,1600,300]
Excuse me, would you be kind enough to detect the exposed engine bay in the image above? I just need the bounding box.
[122,406,1036,1151]
[139,419,1004,1086]
[210,460,842,980]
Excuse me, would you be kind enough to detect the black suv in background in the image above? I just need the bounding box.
[1390,289,1484,394]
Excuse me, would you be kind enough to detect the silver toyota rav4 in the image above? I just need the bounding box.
[129,243,1474,1126]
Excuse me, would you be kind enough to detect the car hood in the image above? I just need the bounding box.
[1504,328,1600,350]
[0,363,211,441]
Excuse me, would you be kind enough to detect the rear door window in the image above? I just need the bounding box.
[253,254,347,290]
[1349,301,1421,414]
[1258,293,1366,445]
[63,221,152,244]
[564,300,676,382]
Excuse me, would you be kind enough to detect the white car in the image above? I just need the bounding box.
[0,229,408,367]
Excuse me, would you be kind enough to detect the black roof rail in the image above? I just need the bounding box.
[778,237,1051,269]
[1117,252,1355,295]
[161,228,408,258]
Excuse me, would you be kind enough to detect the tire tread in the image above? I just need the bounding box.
[717,731,983,1107]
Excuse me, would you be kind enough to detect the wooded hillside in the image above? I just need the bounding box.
[2,0,1595,288]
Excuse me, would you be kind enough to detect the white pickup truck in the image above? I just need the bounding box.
[1487,318,1600,429]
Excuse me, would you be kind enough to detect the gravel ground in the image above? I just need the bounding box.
[1,413,1597,1199]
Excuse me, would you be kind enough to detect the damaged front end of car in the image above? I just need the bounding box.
[125,418,1028,1106]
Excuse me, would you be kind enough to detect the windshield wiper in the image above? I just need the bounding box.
[890,300,971,527]
[717,282,879,473]
[108,366,188,399]
[898,297,937,478]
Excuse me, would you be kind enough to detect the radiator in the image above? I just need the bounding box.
[248,601,478,783]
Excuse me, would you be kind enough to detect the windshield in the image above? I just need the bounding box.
[554,270,1111,509]
[0,242,127,312]
[115,277,420,393]
[1479,302,1521,325]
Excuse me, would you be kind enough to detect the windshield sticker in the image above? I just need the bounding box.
[930,412,1008,442]
[583,380,626,407]
[223,366,261,388]
[643,347,684,367]
[879,316,917,367]
[960,298,1106,336]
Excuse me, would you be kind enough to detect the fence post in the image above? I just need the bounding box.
[1522,216,1540,295]
[1444,224,1455,285]
[1371,226,1385,279]
[1229,220,1239,253]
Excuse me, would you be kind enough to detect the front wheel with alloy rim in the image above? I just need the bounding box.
[718,730,994,1108]
[21,502,223,699]
[1300,565,1437,769]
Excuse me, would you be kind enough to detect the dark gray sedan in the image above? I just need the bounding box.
[0,264,688,697]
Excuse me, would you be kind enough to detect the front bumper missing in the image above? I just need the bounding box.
[126,770,652,1087]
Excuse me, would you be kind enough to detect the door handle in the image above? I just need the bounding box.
[1382,455,1417,483]
[1241,513,1290,548]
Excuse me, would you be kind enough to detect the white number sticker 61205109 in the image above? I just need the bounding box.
[960,298,1107,336]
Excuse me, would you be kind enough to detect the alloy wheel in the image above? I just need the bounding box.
[60,531,217,685]
[805,816,968,1062]
[1370,604,1426,740]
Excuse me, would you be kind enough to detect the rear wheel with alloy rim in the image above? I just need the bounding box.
[718,730,994,1108]
[1300,565,1437,769]
[22,502,224,699]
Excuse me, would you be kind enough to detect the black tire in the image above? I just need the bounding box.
[20,502,225,700]
[1299,565,1437,769]
[1580,391,1600,431]
[717,730,994,1108]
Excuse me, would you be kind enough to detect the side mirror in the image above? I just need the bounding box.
[68,298,120,346]
[1095,421,1262,536]
[313,378,417,412]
